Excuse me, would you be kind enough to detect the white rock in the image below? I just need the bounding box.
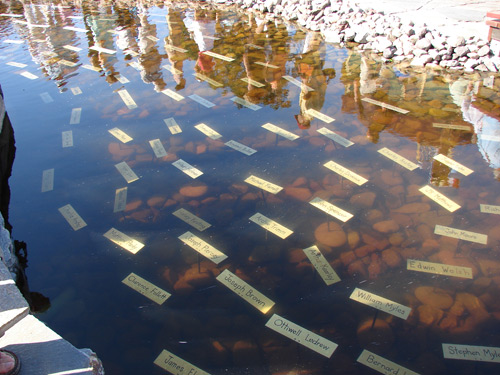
[322,28,342,43]
[344,28,356,42]
[415,38,432,50]
[477,45,491,57]
[411,55,433,66]
[448,35,466,48]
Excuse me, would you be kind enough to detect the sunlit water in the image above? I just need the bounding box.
[1,1,500,374]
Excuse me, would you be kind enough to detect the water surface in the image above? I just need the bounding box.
[1,1,500,374]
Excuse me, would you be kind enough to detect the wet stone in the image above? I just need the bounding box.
[314,222,347,248]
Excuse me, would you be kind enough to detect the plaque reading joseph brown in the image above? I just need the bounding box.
[216,269,275,313]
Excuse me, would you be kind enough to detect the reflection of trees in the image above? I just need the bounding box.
[10,1,81,90]
[83,0,120,84]
[165,9,198,90]
[339,51,478,186]
[137,5,166,92]
[294,31,334,129]
[222,16,292,109]
[113,2,139,60]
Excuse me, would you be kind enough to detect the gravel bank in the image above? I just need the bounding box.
[203,0,500,73]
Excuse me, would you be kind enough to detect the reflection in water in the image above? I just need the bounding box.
[1,1,500,374]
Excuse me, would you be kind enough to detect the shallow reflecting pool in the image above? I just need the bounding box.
[1,1,500,374]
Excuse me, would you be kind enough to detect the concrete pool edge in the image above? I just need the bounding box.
[0,87,104,375]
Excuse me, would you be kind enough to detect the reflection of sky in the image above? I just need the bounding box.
[451,78,500,171]
[474,113,500,169]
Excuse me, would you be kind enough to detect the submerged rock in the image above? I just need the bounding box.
[314,222,347,247]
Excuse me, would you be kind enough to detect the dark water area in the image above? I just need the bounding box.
[1,1,500,374]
